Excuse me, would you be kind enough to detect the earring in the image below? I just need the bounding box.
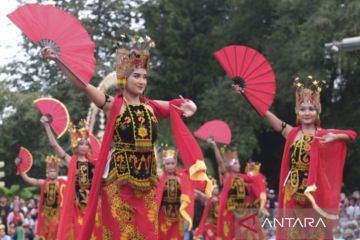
[296,114,301,125]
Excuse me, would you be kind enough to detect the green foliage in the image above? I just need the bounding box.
[0,185,39,199]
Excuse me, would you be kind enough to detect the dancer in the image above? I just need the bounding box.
[41,35,201,240]
[15,155,66,240]
[40,116,101,239]
[207,139,267,239]
[157,148,194,239]
[233,76,357,239]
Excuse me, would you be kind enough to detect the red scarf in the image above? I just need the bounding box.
[278,127,357,218]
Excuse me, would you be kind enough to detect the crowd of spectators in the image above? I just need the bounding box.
[0,195,37,240]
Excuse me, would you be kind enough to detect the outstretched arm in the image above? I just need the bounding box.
[15,157,44,186]
[154,95,197,117]
[40,115,71,166]
[232,84,292,138]
[41,47,114,114]
[19,172,44,186]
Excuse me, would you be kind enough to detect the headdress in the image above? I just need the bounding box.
[162,149,177,161]
[68,119,90,148]
[46,155,60,172]
[245,161,261,176]
[294,75,325,114]
[114,34,155,90]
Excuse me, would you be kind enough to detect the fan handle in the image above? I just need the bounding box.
[44,113,54,124]
[39,39,87,87]
[232,77,262,116]
[232,77,246,89]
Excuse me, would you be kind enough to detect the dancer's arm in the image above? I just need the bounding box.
[154,95,197,117]
[40,115,71,166]
[41,47,114,114]
[207,138,226,176]
[15,158,44,186]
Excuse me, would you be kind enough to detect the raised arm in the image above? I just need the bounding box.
[207,138,226,176]
[41,47,114,114]
[40,115,71,166]
[264,111,293,138]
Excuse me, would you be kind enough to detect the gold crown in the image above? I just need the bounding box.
[68,119,90,148]
[245,161,261,175]
[45,155,60,171]
[162,149,177,161]
[294,75,325,114]
[114,34,155,89]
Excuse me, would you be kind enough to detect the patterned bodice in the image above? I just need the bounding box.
[105,103,158,189]
[75,161,94,209]
[288,134,313,195]
[43,182,60,220]
[227,175,248,210]
[161,178,181,221]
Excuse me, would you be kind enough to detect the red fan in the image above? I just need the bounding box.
[89,133,101,159]
[34,98,70,138]
[214,45,276,116]
[17,147,33,174]
[7,3,96,85]
[194,120,232,145]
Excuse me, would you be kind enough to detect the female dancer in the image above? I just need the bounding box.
[15,155,66,240]
[157,148,194,239]
[233,76,357,239]
[41,35,198,239]
[207,139,267,239]
[40,116,100,239]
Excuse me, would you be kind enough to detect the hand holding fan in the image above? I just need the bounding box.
[16,147,33,174]
[34,98,70,138]
[214,45,276,116]
[7,3,96,85]
[194,120,232,145]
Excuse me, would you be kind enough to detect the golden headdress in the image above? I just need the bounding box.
[68,119,90,148]
[294,75,325,114]
[114,34,155,90]
[46,155,60,172]
[245,161,261,176]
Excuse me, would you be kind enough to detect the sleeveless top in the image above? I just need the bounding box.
[288,133,313,202]
[75,161,94,209]
[104,103,158,189]
[227,175,248,210]
[43,182,60,220]
[161,178,181,221]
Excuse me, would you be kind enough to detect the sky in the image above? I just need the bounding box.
[0,0,22,66]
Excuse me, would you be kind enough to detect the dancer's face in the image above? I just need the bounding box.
[126,68,147,96]
[164,157,177,174]
[76,138,91,155]
[46,169,58,180]
[298,102,317,125]
[212,185,220,196]
[230,158,241,173]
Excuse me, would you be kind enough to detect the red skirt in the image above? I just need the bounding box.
[158,207,185,240]
[101,182,158,240]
